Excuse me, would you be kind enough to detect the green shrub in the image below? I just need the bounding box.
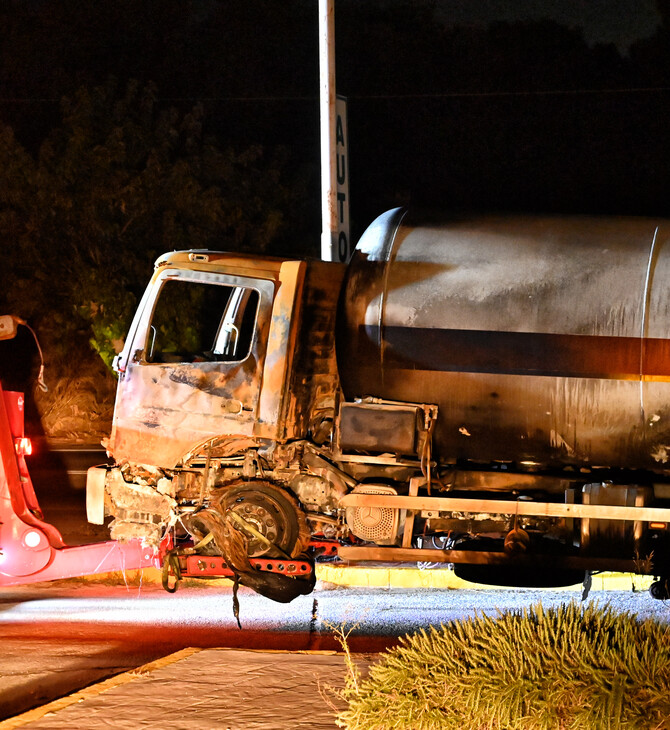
[335,603,670,729]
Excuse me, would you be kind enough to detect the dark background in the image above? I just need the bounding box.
[2,1,670,238]
[1,0,670,434]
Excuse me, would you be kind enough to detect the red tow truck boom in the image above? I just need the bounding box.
[0,315,157,586]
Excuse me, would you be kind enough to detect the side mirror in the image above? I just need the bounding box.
[0,315,20,341]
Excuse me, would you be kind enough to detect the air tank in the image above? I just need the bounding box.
[337,208,670,472]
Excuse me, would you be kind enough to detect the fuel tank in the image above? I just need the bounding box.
[337,208,670,472]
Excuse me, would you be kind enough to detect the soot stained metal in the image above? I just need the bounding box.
[85,210,670,603]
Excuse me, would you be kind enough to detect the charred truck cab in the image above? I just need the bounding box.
[88,209,670,601]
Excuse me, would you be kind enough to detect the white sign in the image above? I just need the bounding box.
[336,95,350,262]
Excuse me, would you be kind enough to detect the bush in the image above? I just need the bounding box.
[335,602,670,729]
[35,369,116,441]
[0,78,305,386]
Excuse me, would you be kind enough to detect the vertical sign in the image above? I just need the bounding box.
[336,94,350,262]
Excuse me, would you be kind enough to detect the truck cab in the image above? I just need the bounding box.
[109,252,309,469]
[88,250,346,598]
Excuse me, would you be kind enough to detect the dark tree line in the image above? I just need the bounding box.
[2,2,670,225]
[0,77,305,429]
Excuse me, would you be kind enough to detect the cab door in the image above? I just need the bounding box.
[110,267,275,468]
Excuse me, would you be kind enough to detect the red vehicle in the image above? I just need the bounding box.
[0,315,156,586]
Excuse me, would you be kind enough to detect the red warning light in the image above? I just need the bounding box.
[14,437,32,456]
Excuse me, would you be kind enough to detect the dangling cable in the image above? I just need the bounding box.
[232,574,242,629]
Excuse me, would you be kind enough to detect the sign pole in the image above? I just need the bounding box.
[319,0,340,261]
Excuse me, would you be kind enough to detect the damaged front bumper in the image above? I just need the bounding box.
[86,464,176,546]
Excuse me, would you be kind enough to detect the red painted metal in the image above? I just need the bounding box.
[0,380,157,586]
[309,539,339,556]
[180,554,313,578]
[0,538,159,586]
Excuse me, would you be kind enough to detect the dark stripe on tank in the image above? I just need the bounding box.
[366,326,670,380]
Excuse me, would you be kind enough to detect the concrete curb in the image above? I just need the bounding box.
[57,563,653,593]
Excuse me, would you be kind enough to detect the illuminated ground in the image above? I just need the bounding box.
[1,579,669,722]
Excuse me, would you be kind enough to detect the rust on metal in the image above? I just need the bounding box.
[109,255,281,468]
[256,260,306,436]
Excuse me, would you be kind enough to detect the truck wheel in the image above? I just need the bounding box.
[219,483,302,559]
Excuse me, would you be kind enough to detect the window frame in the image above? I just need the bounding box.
[127,268,275,368]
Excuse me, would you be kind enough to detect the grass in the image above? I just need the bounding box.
[334,602,670,729]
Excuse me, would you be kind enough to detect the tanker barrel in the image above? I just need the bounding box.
[336,208,670,472]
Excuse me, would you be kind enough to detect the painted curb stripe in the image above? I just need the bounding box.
[51,565,654,593]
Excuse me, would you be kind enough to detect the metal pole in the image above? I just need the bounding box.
[319,0,338,261]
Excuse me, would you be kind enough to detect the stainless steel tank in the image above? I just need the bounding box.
[337,208,670,471]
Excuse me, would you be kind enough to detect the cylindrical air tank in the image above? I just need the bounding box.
[337,208,670,472]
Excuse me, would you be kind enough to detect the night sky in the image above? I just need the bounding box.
[434,0,661,48]
[1,1,670,247]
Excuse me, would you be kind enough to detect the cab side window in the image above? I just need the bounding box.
[146,279,259,363]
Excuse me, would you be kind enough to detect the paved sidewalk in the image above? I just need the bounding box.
[0,648,367,730]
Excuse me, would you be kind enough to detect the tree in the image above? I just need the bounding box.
[0,79,302,436]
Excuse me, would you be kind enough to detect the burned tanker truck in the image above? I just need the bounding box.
[87,207,670,600]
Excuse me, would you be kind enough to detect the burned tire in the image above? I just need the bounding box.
[219,482,302,558]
